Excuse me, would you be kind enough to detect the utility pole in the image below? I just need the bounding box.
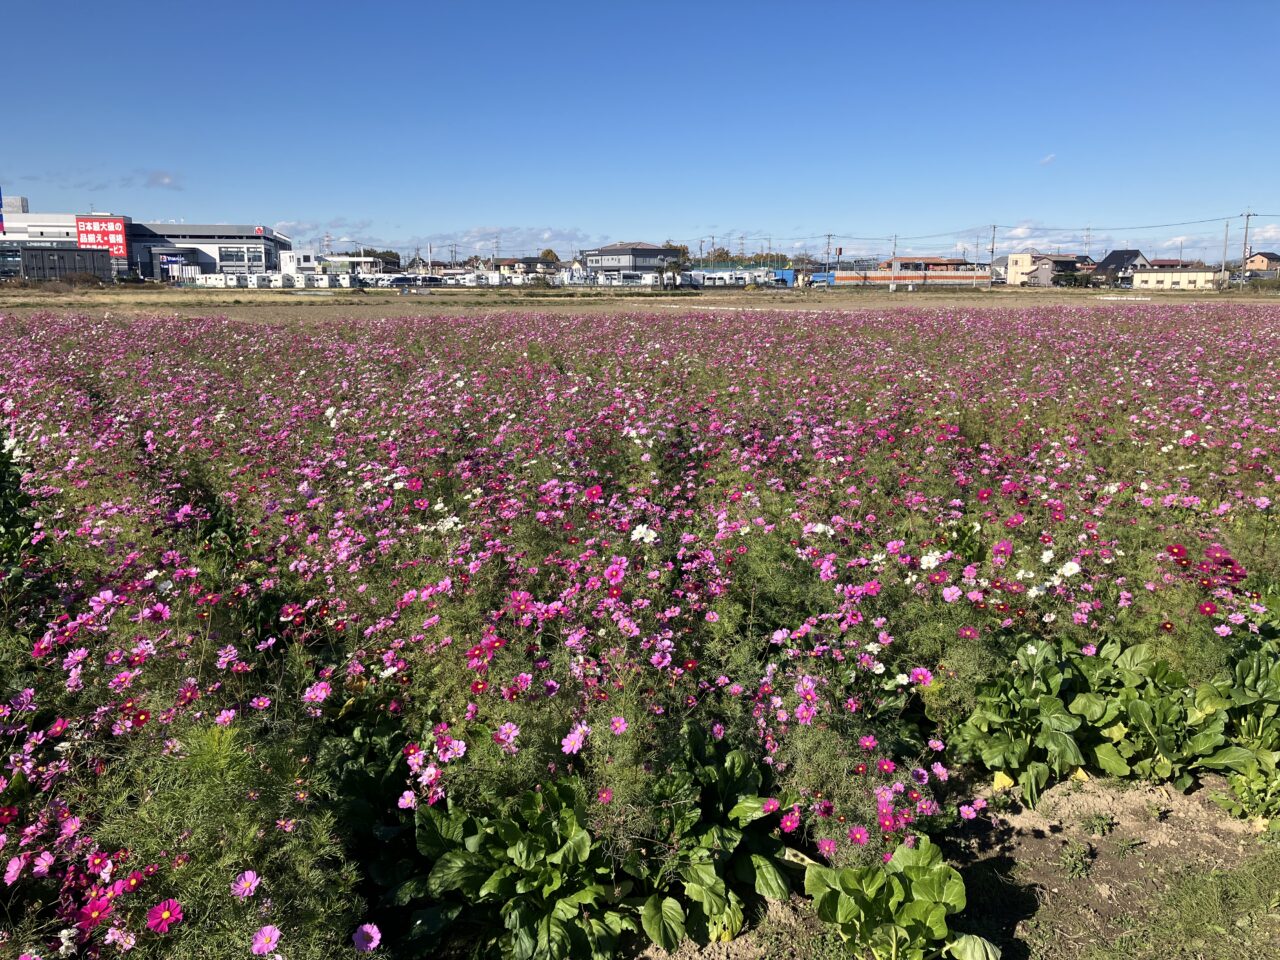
[699,238,704,269]
[1240,210,1254,289]
[1083,226,1091,259]
[824,233,833,275]
[1220,221,1230,289]
[989,225,996,288]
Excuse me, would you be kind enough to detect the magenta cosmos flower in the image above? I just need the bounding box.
[231,870,260,899]
[146,898,183,933]
[560,723,590,755]
[353,923,382,952]
[252,925,282,955]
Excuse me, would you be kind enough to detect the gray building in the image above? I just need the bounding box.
[0,201,291,280]
[21,247,114,282]
[581,241,676,275]
[128,222,291,277]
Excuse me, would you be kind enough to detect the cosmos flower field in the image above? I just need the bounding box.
[2,305,1279,959]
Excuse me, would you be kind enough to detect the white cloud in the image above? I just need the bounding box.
[1039,153,1056,165]
[143,170,182,191]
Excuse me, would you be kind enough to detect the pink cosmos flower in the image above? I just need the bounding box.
[560,723,590,755]
[302,680,332,704]
[492,722,521,755]
[761,797,780,814]
[848,825,869,846]
[597,787,613,804]
[147,898,183,933]
[609,716,628,735]
[779,809,801,833]
[353,923,382,952]
[252,925,282,955]
[816,838,837,858]
[231,870,260,899]
[4,854,28,886]
[77,896,113,930]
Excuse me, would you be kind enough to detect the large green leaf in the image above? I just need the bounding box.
[684,878,729,916]
[708,889,745,942]
[1197,745,1258,774]
[897,899,948,940]
[727,795,768,825]
[536,914,572,959]
[1037,696,1082,733]
[1092,742,1131,777]
[641,895,686,951]
[910,869,966,912]
[1038,730,1084,772]
[750,853,790,900]
[428,849,488,897]
[1115,644,1154,674]
[804,865,840,897]
[1194,683,1231,715]
[1069,692,1107,723]
[947,933,1003,959]
[888,840,943,871]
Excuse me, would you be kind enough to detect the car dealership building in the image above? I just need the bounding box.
[0,196,292,280]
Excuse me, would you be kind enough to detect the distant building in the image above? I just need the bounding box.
[1090,249,1151,286]
[1132,267,1222,290]
[280,251,322,275]
[20,247,114,282]
[1149,258,1200,270]
[494,256,557,277]
[581,242,676,275]
[1006,251,1093,286]
[1245,252,1280,272]
[128,223,291,277]
[0,209,133,278]
[876,256,977,272]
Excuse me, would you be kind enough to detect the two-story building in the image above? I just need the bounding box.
[1245,252,1280,273]
[580,242,676,276]
[1090,249,1151,287]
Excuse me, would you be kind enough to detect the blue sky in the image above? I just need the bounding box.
[4,0,1278,261]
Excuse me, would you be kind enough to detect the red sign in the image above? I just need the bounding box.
[254,225,265,235]
[76,216,129,258]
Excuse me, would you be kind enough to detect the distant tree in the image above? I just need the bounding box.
[661,241,691,270]
[706,246,734,266]
[539,248,560,263]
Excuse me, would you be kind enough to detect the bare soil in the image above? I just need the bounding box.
[946,776,1269,959]
[2,283,1275,326]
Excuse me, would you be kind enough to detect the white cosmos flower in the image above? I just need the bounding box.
[630,524,658,544]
